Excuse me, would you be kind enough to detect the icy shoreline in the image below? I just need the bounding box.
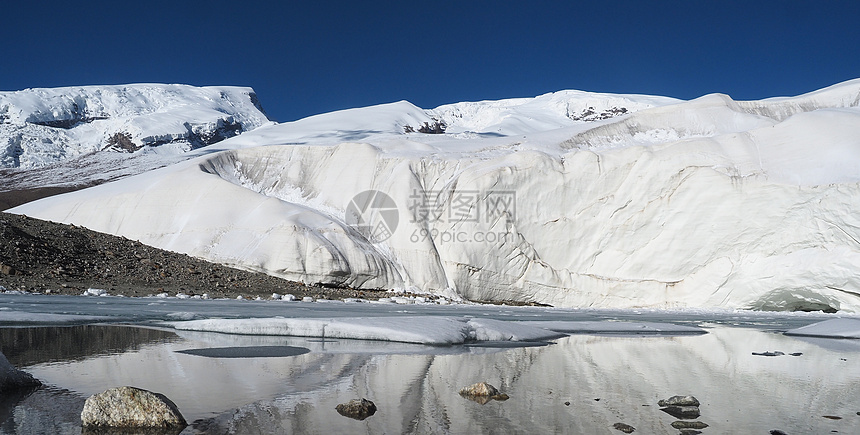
[2,292,858,345]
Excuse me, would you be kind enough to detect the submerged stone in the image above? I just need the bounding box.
[671,420,709,430]
[660,405,701,419]
[752,351,785,357]
[613,422,636,433]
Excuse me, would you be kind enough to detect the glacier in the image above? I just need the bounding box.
[9,80,860,312]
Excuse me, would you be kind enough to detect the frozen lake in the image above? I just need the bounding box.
[2,294,860,434]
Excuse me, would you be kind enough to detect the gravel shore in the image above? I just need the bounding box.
[0,212,387,301]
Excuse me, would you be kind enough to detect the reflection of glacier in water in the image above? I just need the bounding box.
[2,311,859,433]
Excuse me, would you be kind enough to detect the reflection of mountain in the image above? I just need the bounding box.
[11,324,859,433]
[190,328,860,434]
[0,325,178,367]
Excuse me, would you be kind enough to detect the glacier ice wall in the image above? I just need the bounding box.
[10,80,860,311]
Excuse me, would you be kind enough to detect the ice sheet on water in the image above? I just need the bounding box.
[784,318,860,339]
[517,320,707,335]
[466,318,565,341]
[172,328,542,356]
[170,316,471,345]
[169,316,565,345]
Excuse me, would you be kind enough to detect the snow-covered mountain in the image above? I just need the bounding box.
[0,83,271,171]
[10,80,860,312]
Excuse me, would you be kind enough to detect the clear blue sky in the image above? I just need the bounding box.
[2,1,858,122]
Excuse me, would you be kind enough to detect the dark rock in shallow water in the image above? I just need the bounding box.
[0,351,41,392]
[335,398,377,420]
[658,395,700,407]
[80,386,186,429]
[660,405,701,419]
[752,351,785,356]
[459,382,509,404]
[459,382,499,397]
[613,422,635,433]
[671,420,709,430]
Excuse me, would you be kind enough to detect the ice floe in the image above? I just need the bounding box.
[169,316,570,345]
[518,320,707,335]
[784,318,860,339]
[168,316,705,344]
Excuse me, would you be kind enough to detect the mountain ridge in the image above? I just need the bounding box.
[7,79,860,311]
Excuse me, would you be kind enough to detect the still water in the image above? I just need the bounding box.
[2,320,859,434]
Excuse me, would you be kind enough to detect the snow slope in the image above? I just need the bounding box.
[0,84,271,170]
[11,80,860,312]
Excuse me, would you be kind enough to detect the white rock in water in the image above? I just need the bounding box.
[83,288,107,297]
[0,351,40,391]
[80,386,186,429]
